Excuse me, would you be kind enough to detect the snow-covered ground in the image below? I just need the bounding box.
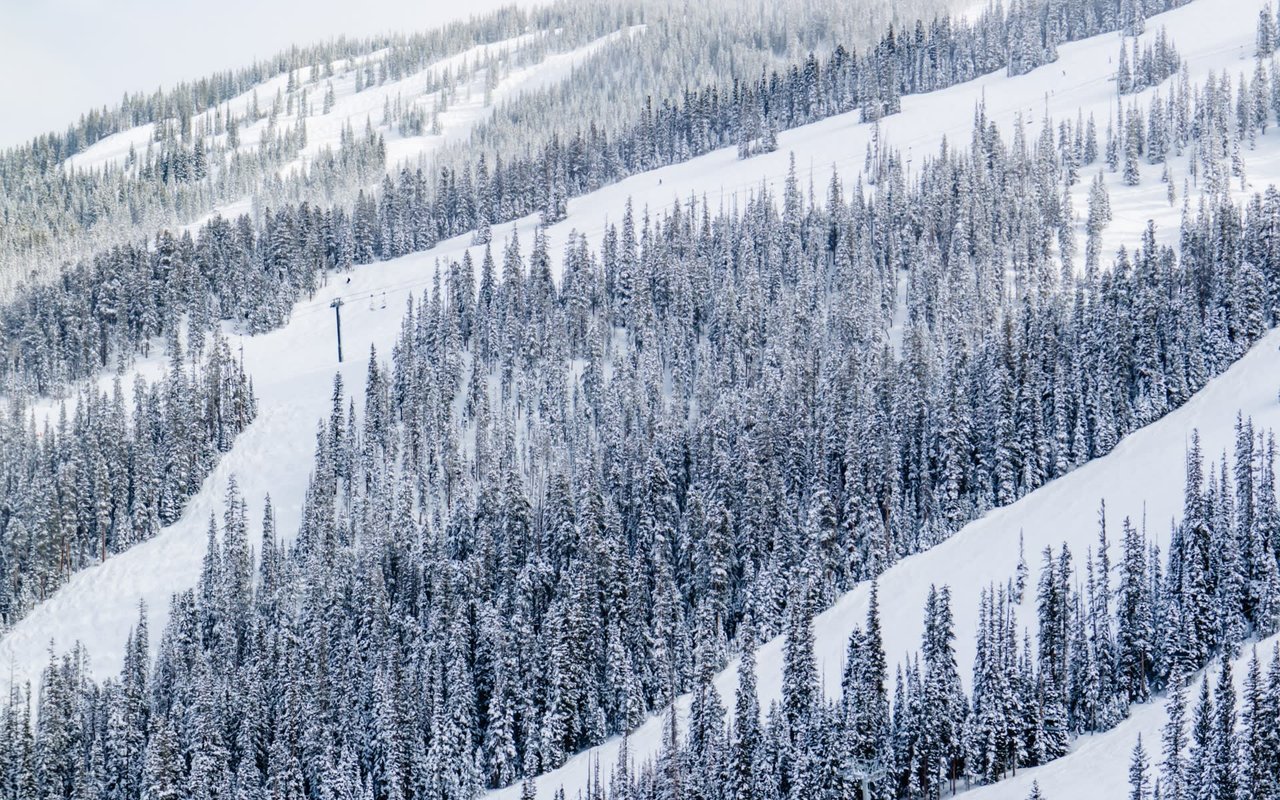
[56,25,645,249]
[5,2,1280,800]
[63,123,156,173]
[268,29,549,177]
[179,196,255,237]
[378,26,645,171]
[62,26,644,182]
[962,630,1280,799]
[486,323,1280,800]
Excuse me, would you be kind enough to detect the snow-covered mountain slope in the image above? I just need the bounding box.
[1,1,1276,799]
[488,324,1280,800]
[962,630,1279,800]
[36,24,646,275]
[62,26,643,179]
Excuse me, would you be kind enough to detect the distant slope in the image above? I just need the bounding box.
[62,27,643,179]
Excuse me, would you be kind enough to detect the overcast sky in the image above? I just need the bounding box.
[0,0,539,148]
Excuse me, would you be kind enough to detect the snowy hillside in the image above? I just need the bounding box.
[63,26,644,181]
[3,0,1280,798]
[491,326,1280,800]
[0,0,1259,738]
[26,24,645,284]
[486,0,1280,793]
[3,0,942,299]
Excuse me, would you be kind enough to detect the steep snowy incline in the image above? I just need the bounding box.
[961,629,1280,800]
[284,26,645,176]
[487,324,1280,800]
[61,31,542,174]
[0,0,1274,790]
[53,26,646,267]
[480,0,1280,795]
[62,26,643,179]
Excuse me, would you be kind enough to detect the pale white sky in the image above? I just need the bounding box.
[0,0,540,148]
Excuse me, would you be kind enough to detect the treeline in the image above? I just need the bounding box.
[0,0,919,293]
[0,1,645,290]
[1117,25,1183,95]
[2,2,1280,798]
[0,14,1279,781]
[0,332,256,627]
[1144,644,1280,800]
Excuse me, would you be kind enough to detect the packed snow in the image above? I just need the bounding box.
[63,123,156,173]
[962,628,1280,799]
